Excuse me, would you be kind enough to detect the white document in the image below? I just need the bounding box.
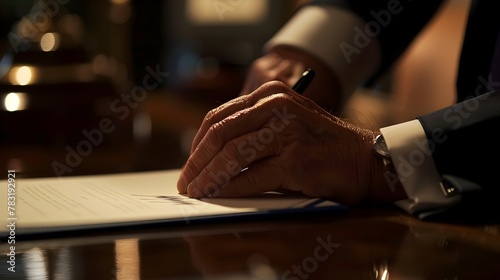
[0,169,344,236]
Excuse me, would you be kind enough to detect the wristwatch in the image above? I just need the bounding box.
[373,134,392,172]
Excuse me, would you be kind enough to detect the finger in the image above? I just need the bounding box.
[269,59,294,81]
[240,53,283,96]
[190,81,296,153]
[239,75,257,96]
[180,126,279,194]
[240,56,297,96]
[239,54,283,95]
[188,157,286,198]
[254,52,282,70]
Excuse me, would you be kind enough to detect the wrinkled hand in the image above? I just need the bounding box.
[240,52,306,96]
[240,53,306,95]
[177,81,388,205]
[240,46,343,113]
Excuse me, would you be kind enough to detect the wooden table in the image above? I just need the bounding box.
[2,206,499,279]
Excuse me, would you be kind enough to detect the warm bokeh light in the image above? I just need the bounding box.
[110,0,129,4]
[114,239,140,280]
[24,247,49,279]
[7,158,24,171]
[92,54,108,74]
[4,92,28,112]
[247,253,275,279]
[381,269,389,280]
[17,18,37,38]
[54,248,72,280]
[10,66,34,85]
[59,14,85,43]
[133,112,152,144]
[187,0,268,24]
[40,32,60,52]
[109,2,132,24]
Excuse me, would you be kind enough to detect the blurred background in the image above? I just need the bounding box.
[0,0,307,178]
[0,0,469,178]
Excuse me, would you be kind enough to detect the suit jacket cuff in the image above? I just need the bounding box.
[380,120,461,216]
[264,5,381,103]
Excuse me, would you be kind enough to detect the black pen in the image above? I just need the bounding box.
[292,68,315,94]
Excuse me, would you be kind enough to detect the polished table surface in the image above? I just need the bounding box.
[1,206,500,280]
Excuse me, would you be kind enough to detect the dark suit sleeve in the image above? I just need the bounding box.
[417,90,500,221]
[309,0,445,83]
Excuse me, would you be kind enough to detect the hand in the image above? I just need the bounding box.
[177,81,400,205]
[240,46,343,113]
[240,52,306,96]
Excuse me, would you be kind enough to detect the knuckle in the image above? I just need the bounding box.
[262,80,290,92]
[253,56,268,66]
[267,92,292,106]
[250,81,293,101]
[271,92,290,101]
[263,72,278,81]
[204,108,218,123]
[253,61,267,72]
[206,122,225,150]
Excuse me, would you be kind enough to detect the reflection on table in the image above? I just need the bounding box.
[2,208,499,279]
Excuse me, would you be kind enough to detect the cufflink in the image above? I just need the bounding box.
[440,175,482,198]
[440,181,457,197]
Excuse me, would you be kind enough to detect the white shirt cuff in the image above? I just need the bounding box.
[264,5,381,102]
[380,120,461,215]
